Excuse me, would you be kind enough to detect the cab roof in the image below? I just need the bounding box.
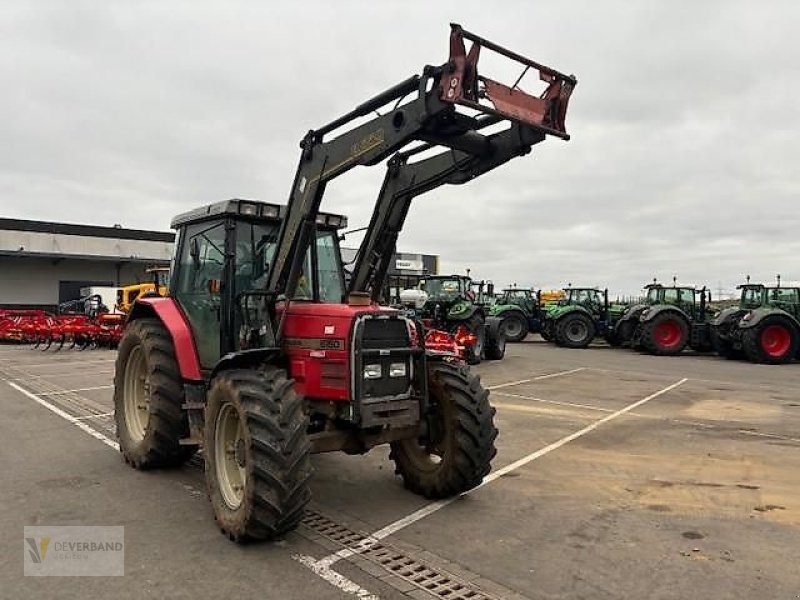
[170,198,348,230]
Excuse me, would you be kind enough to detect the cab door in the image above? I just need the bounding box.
[172,220,226,369]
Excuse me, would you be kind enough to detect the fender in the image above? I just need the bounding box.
[617,303,647,324]
[554,304,592,323]
[211,348,283,380]
[639,305,688,324]
[128,297,203,382]
[738,306,800,331]
[710,307,745,328]
[448,304,483,323]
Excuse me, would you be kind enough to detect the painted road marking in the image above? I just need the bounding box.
[486,367,585,390]
[300,377,689,575]
[6,380,381,599]
[7,381,119,450]
[38,385,114,396]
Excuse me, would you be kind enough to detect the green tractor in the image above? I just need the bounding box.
[404,274,504,364]
[621,282,714,356]
[489,287,548,342]
[542,287,628,349]
[710,278,800,364]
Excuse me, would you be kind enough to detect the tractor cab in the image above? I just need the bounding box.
[168,198,348,371]
[736,283,766,310]
[642,283,707,320]
[562,287,605,312]
[498,288,539,315]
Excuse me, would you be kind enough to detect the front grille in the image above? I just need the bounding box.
[361,317,409,349]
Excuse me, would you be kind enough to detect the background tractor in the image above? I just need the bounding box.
[489,288,547,342]
[113,24,575,542]
[542,287,627,349]
[625,283,714,356]
[409,274,505,364]
[115,267,170,313]
[711,278,800,364]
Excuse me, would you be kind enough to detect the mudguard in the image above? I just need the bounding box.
[738,307,800,331]
[639,305,689,323]
[127,297,203,382]
[552,304,593,322]
[710,307,745,328]
[617,303,647,324]
[448,303,483,323]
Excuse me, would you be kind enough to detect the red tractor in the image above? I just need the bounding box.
[114,24,575,541]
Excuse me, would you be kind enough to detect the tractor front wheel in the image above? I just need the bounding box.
[742,318,798,365]
[204,368,312,542]
[500,312,528,343]
[640,313,689,356]
[114,318,197,469]
[555,313,595,349]
[390,362,497,499]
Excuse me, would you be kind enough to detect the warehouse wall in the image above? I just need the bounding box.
[0,256,156,309]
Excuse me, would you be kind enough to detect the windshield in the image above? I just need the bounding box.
[422,278,464,300]
[646,288,659,303]
[741,287,762,308]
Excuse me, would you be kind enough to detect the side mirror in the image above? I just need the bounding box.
[487,282,495,297]
[189,237,200,267]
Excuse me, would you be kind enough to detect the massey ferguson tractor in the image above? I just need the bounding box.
[113,24,575,542]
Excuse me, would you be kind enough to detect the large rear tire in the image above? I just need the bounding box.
[640,313,689,356]
[114,318,197,469]
[555,313,595,349]
[390,362,497,499]
[204,368,312,542]
[742,317,798,365]
[500,312,528,343]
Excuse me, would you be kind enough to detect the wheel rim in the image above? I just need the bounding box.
[653,320,682,349]
[504,318,522,339]
[123,345,149,442]
[565,319,589,343]
[214,402,246,510]
[761,324,791,358]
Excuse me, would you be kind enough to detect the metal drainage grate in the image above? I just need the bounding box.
[302,510,499,600]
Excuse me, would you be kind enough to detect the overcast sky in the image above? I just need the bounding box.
[1,1,798,296]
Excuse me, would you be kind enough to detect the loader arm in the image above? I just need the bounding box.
[265,23,575,341]
[347,119,547,301]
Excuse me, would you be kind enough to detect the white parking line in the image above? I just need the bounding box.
[38,385,114,396]
[486,367,585,390]
[7,380,380,599]
[7,382,119,450]
[73,412,115,421]
[299,377,688,576]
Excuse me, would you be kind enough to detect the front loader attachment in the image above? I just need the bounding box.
[441,23,576,140]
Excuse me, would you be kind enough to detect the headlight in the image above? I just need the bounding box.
[742,312,753,321]
[389,362,407,378]
[363,364,382,379]
[640,309,651,319]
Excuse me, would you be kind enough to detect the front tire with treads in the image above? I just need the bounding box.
[204,367,311,542]
[390,362,497,499]
[114,318,196,469]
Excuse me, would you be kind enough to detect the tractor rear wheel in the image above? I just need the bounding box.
[640,313,689,356]
[390,362,497,499]
[204,367,311,542]
[463,315,485,365]
[742,317,798,364]
[114,318,197,469]
[500,312,528,343]
[555,313,595,349]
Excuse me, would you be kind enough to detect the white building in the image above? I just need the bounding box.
[0,218,173,310]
